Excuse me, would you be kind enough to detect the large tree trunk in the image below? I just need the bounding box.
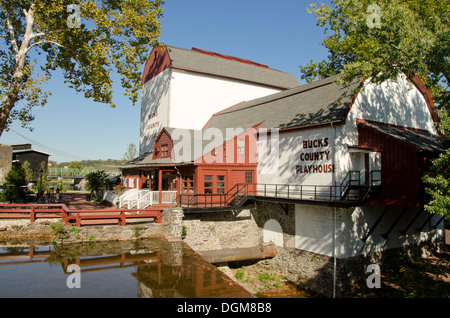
[0,70,24,138]
[0,4,35,138]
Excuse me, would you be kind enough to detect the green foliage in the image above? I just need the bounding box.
[21,161,34,183]
[302,0,449,218]
[423,110,450,221]
[0,0,164,135]
[235,268,245,280]
[85,170,108,196]
[2,162,27,201]
[301,0,449,110]
[54,159,123,169]
[49,222,69,244]
[35,161,48,194]
[122,143,138,162]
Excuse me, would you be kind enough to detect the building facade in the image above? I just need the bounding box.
[122,45,444,260]
[139,45,299,154]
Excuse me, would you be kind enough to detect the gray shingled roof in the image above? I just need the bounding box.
[203,74,361,134]
[166,46,299,89]
[121,127,228,168]
[359,122,443,153]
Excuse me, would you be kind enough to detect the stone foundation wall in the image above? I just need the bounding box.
[0,219,162,245]
[182,209,261,251]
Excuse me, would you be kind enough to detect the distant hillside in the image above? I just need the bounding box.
[50,159,124,170]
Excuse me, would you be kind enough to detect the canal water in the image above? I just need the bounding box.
[0,239,254,298]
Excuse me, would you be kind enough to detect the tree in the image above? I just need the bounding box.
[0,0,164,136]
[301,0,449,221]
[122,143,137,161]
[85,169,108,198]
[2,162,27,201]
[21,160,33,183]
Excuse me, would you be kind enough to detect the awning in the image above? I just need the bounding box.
[358,122,443,153]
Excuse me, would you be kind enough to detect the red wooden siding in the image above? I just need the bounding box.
[153,129,173,159]
[141,47,172,85]
[357,124,426,206]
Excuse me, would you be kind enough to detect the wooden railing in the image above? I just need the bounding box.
[0,203,165,226]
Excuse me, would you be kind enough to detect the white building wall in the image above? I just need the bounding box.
[169,69,283,130]
[140,68,285,154]
[353,74,438,134]
[258,126,335,186]
[140,68,171,154]
[334,74,439,185]
[295,204,444,258]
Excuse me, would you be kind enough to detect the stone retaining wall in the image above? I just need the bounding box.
[0,219,162,245]
[182,209,261,251]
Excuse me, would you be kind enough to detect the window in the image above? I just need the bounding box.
[203,175,226,194]
[204,175,213,194]
[237,139,245,154]
[161,144,168,157]
[217,175,225,193]
[182,177,194,194]
[245,171,253,184]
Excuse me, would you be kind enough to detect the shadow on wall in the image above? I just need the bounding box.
[356,76,434,132]
[139,67,171,155]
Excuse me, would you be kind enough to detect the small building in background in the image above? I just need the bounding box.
[11,143,51,181]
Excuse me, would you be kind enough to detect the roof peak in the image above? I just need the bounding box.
[191,47,269,69]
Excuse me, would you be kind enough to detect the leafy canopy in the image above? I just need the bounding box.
[0,0,164,134]
[301,0,449,220]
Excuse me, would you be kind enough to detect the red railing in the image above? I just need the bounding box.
[0,203,166,226]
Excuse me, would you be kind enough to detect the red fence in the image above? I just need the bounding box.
[0,203,166,226]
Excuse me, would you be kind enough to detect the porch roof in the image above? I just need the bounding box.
[358,121,443,153]
[120,153,193,169]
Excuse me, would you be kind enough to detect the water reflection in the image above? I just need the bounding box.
[0,240,253,298]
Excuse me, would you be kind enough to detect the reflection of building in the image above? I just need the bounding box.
[58,243,251,298]
[0,242,251,298]
[11,143,51,181]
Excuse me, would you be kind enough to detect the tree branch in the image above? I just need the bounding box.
[0,2,20,60]
[25,40,64,54]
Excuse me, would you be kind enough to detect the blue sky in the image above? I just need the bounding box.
[1,0,330,163]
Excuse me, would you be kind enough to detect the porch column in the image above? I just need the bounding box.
[158,169,162,204]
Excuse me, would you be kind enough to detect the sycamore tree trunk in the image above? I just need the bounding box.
[0,4,36,138]
[0,68,24,138]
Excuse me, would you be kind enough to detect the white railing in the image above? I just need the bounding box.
[103,190,118,205]
[160,191,177,204]
[117,189,178,208]
[118,189,139,208]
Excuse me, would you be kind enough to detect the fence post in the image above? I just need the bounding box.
[61,207,67,225]
[121,211,126,226]
[30,206,35,222]
[76,212,81,227]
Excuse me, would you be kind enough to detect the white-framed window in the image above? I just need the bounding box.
[237,139,245,154]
